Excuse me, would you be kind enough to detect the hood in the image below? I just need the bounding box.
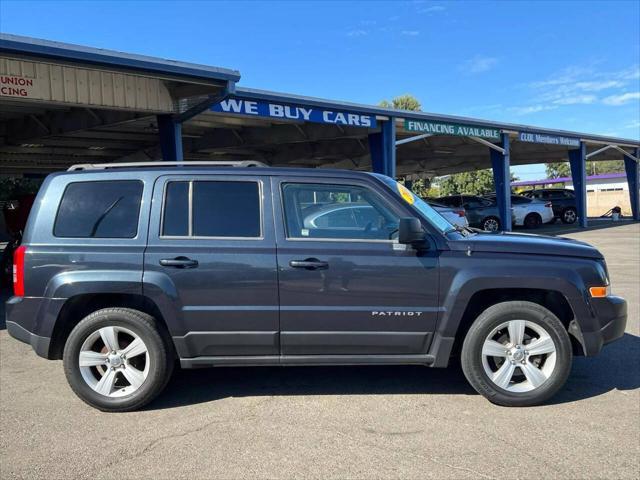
[449,231,603,259]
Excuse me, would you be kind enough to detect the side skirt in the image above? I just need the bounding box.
[180,354,436,369]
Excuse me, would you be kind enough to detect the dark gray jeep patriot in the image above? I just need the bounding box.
[6,161,627,411]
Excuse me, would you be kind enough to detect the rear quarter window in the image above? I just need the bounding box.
[54,180,143,238]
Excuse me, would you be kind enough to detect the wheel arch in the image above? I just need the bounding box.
[48,293,174,360]
[451,288,581,358]
[430,270,591,367]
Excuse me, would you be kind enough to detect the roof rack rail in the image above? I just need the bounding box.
[67,160,268,171]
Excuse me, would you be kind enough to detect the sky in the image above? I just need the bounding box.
[1,0,639,180]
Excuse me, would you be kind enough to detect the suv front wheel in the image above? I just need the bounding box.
[63,308,174,412]
[461,301,572,406]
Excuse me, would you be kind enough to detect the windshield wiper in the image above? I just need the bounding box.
[89,196,124,237]
[446,224,478,236]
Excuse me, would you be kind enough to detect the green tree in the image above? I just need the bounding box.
[403,178,435,198]
[379,94,422,112]
[437,170,495,196]
[545,162,571,179]
[435,169,519,196]
[546,160,625,179]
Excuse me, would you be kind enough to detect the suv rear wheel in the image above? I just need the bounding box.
[460,301,572,406]
[562,207,577,224]
[63,308,173,412]
[524,213,542,229]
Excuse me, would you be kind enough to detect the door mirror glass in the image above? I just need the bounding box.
[398,217,426,246]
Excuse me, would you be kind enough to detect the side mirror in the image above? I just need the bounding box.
[398,217,426,246]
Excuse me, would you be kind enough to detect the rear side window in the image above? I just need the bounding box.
[54,180,143,238]
[162,180,261,238]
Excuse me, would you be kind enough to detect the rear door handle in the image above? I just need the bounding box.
[289,258,329,270]
[159,257,199,268]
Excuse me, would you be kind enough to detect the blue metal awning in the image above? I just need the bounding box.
[234,87,639,148]
[0,33,240,84]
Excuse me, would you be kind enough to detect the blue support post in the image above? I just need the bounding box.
[489,133,512,231]
[624,147,639,220]
[368,119,396,177]
[157,114,183,162]
[568,142,587,228]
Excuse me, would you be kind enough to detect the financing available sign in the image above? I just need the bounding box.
[518,131,580,147]
[403,119,501,140]
[211,98,376,128]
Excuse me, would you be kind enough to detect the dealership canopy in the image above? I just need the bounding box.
[1,33,638,229]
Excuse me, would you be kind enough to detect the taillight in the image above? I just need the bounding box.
[455,210,465,217]
[13,245,26,297]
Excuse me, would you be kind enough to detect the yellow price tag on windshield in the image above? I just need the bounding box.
[397,183,415,205]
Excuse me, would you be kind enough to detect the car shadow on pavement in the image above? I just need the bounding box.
[551,332,640,405]
[148,363,477,410]
[148,333,640,410]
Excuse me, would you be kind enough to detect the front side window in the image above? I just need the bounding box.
[373,174,453,233]
[54,180,143,238]
[282,183,398,240]
[162,180,261,238]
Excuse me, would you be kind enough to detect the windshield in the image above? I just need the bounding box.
[372,174,455,234]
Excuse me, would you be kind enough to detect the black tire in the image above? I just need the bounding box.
[561,207,577,224]
[63,308,174,412]
[460,301,572,407]
[524,213,542,229]
[481,216,501,232]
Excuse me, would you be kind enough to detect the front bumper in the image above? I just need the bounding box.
[573,295,627,356]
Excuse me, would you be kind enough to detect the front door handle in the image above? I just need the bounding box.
[159,256,199,268]
[289,258,329,270]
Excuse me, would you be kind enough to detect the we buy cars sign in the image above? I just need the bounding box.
[211,98,376,128]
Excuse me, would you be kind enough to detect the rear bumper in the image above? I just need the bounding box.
[5,295,63,359]
[6,320,51,358]
[576,295,627,356]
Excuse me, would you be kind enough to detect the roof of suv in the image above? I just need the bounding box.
[49,165,381,181]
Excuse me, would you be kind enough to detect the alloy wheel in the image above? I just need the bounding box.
[78,326,150,397]
[563,209,577,223]
[483,218,500,231]
[481,319,557,392]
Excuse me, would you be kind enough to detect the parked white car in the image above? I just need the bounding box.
[485,194,554,228]
[427,201,469,228]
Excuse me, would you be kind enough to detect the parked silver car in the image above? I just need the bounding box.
[427,201,469,228]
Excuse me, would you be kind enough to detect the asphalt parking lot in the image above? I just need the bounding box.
[1,222,638,479]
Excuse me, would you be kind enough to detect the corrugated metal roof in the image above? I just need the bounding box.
[512,172,627,187]
[236,87,640,148]
[0,33,240,83]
